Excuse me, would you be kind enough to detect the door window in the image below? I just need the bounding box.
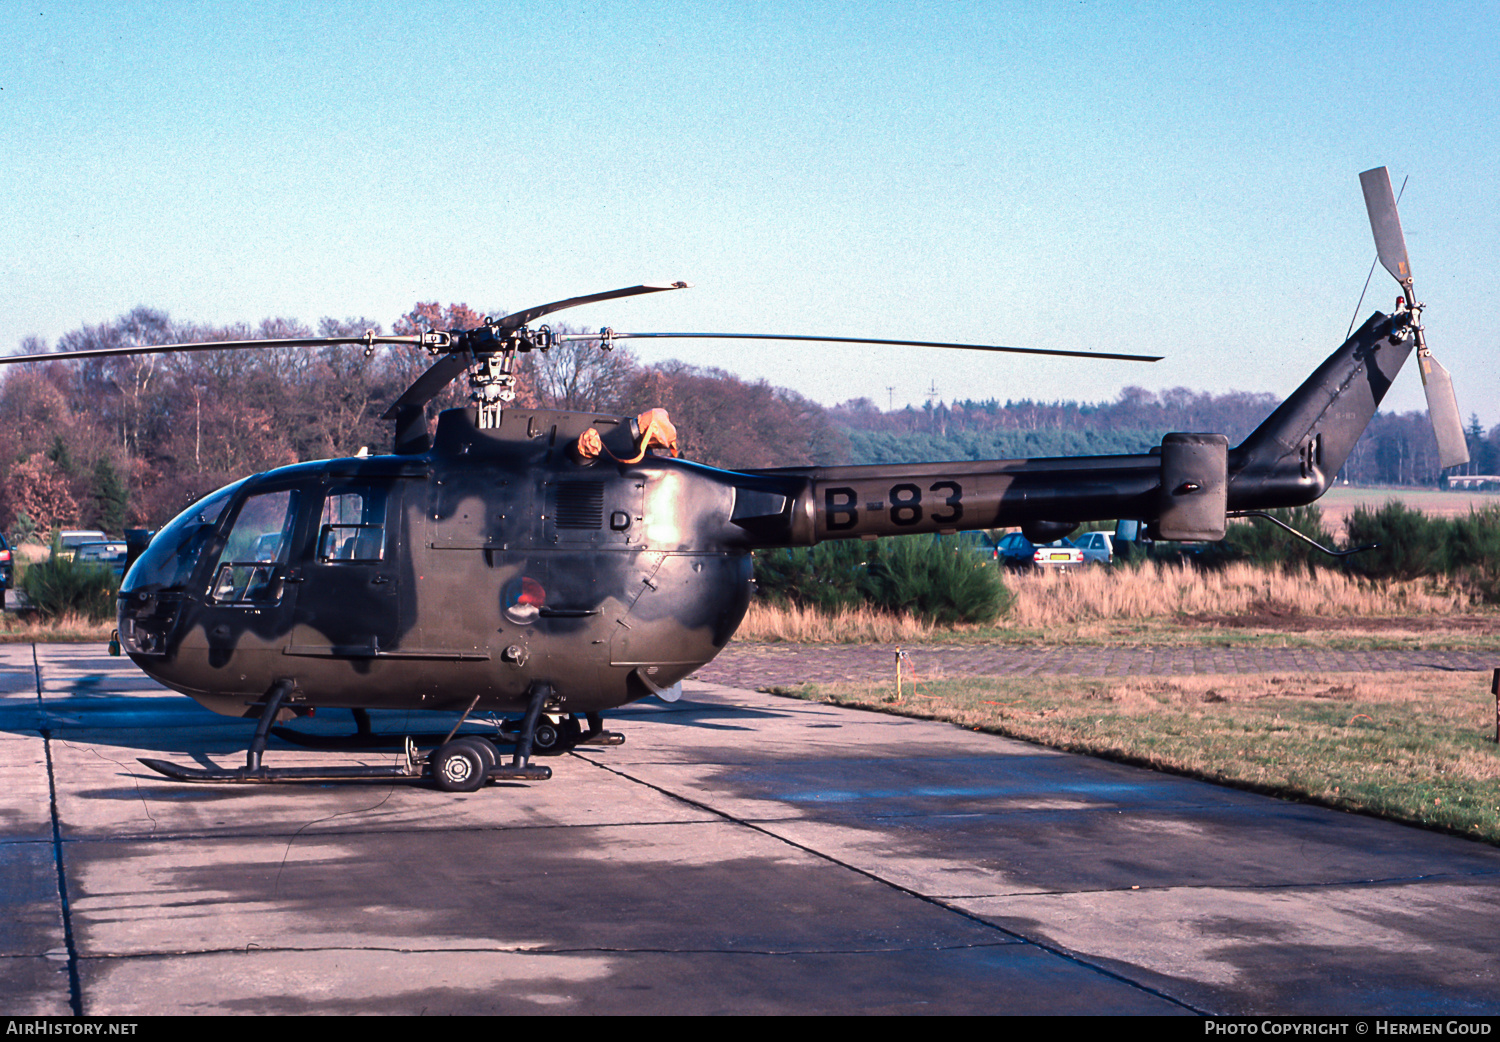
[317,485,389,563]
[210,489,300,603]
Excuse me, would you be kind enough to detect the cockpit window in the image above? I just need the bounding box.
[210,489,300,603]
[123,479,246,593]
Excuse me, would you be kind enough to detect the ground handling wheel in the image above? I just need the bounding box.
[430,738,491,792]
[457,736,498,771]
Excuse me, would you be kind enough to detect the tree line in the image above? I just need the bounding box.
[833,389,1500,482]
[2,305,1493,538]
[0,304,847,536]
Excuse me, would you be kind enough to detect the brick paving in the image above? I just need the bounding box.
[695,641,1498,690]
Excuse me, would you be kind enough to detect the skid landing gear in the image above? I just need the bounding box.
[579,711,626,747]
[141,681,430,784]
[274,709,625,754]
[139,683,555,789]
[498,711,626,753]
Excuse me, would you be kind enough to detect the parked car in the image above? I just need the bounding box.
[1074,530,1114,565]
[73,540,129,577]
[997,532,1085,571]
[997,532,1037,569]
[1031,539,1085,570]
[54,530,109,562]
[0,532,11,592]
[954,531,1000,562]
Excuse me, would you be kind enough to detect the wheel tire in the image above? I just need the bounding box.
[454,736,497,771]
[532,720,561,753]
[530,717,581,756]
[431,741,487,792]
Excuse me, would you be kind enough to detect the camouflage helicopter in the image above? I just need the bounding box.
[0,167,1465,792]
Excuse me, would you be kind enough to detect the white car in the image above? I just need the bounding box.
[1031,539,1084,570]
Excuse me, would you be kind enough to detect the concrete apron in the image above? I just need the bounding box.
[2,643,1497,1015]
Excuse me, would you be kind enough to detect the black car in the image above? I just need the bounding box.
[0,532,12,592]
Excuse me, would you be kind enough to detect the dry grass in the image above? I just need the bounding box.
[738,561,1482,645]
[1006,561,1472,625]
[777,670,1500,844]
[0,610,116,644]
[737,601,941,643]
[12,542,51,565]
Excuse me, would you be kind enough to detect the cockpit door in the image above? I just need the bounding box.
[206,487,303,612]
[287,480,405,656]
[193,485,306,673]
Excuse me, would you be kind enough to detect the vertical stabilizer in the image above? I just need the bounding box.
[1229,311,1414,509]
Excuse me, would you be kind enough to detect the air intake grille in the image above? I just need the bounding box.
[553,482,604,529]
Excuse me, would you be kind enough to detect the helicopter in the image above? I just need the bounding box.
[0,167,1466,792]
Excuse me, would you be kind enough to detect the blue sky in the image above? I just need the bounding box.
[3,1,1497,423]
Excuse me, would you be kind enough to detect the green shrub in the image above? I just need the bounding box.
[1336,501,1500,599]
[1343,502,1447,581]
[754,535,1011,625]
[21,554,119,621]
[865,536,1012,625]
[753,541,870,614]
[8,512,37,546]
[1218,505,1335,571]
[1438,506,1500,603]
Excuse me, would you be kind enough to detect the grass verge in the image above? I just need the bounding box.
[770,670,1500,845]
[1006,560,1470,623]
[0,610,116,644]
[737,560,1500,649]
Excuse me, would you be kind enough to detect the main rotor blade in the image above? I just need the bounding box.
[551,332,1161,363]
[493,282,691,333]
[1419,351,1471,469]
[0,333,435,367]
[1360,167,1412,287]
[380,352,473,420]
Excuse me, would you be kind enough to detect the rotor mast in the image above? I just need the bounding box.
[455,321,556,429]
[380,282,693,443]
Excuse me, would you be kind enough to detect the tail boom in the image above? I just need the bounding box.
[732,312,1414,546]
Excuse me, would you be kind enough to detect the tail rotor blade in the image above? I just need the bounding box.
[1419,351,1471,469]
[1360,166,1467,470]
[1360,167,1412,286]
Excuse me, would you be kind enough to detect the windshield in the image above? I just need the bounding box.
[122,479,247,593]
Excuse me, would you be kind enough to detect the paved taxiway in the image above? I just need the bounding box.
[3,643,1499,1015]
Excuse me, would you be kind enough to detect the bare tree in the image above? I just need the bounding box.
[525,326,637,413]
